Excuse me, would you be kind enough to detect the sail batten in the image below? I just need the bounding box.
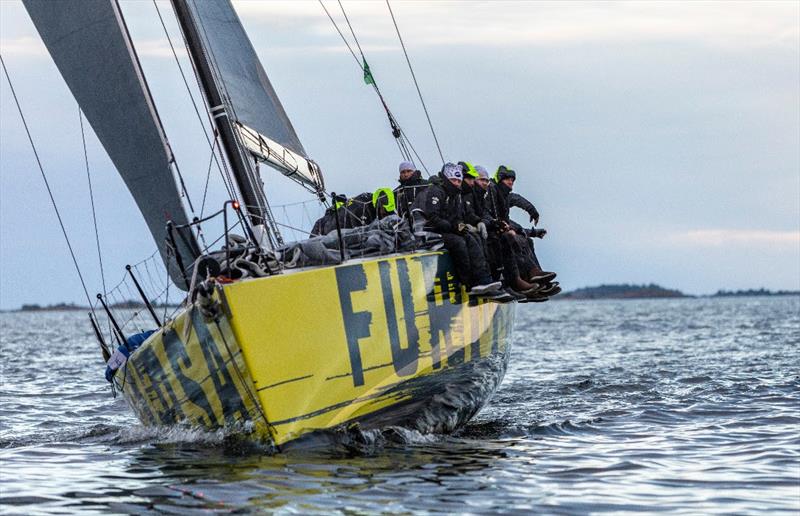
[236,123,325,192]
[23,0,198,290]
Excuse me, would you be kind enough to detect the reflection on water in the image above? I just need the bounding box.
[1,297,799,513]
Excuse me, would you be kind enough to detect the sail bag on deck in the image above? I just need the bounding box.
[23,0,199,290]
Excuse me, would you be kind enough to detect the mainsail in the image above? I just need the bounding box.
[23,0,199,290]
[181,0,324,193]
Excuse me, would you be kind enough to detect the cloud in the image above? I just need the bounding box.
[134,39,188,59]
[234,0,799,51]
[0,36,47,57]
[666,229,800,247]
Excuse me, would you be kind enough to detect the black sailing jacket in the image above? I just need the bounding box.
[424,177,463,234]
[461,181,488,226]
[486,182,540,225]
[394,170,429,221]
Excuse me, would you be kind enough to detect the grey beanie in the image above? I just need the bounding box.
[474,165,490,179]
[399,161,414,173]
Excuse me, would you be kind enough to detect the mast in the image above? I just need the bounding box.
[170,0,277,248]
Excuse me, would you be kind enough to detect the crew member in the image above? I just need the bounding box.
[459,161,487,236]
[394,161,429,222]
[424,163,501,295]
[493,165,558,288]
[475,166,538,293]
[311,193,347,236]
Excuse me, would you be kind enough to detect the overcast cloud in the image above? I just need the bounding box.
[1,0,798,308]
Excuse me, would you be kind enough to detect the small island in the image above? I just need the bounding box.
[557,283,688,300]
[19,302,87,312]
[15,300,165,312]
[712,288,800,297]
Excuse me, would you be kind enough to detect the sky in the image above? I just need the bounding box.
[1,0,798,309]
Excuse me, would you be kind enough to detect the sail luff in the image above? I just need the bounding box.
[23,0,199,290]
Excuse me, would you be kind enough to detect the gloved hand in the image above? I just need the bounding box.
[465,224,478,234]
[530,228,547,239]
[477,222,488,239]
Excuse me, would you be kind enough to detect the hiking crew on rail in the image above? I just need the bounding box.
[312,160,561,302]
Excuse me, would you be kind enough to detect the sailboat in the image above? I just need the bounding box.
[21,0,516,448]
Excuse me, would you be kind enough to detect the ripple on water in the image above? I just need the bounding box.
[0,297,799,513]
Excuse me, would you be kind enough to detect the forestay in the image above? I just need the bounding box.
[184,0,324,192]
[23,0,199,290]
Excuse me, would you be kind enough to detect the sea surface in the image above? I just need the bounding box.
[1,296,798,514]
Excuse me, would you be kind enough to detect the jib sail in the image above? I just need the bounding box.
[23,0,199,290]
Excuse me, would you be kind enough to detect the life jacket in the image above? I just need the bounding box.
[372,187,397,219]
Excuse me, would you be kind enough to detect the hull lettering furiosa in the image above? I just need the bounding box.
[118,253,514,446]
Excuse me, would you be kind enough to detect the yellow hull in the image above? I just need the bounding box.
[118,251,515,447]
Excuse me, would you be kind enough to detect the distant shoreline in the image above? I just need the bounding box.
[5,286,799,311]
[9,302,180,313]
[555,285,800,301]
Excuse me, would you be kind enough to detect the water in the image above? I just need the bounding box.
[1,297,798,514]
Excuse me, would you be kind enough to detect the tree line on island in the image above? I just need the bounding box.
[556,284,799,300]
[18,300,178,312]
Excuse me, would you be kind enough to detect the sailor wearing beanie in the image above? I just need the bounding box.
[423,163,500,295]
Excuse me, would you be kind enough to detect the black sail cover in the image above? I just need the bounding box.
[23,0,199,290]
[185,0,323,190]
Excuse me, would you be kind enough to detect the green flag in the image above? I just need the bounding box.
[363,59,375,85]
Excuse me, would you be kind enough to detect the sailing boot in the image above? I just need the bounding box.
[469,278,503,295]
[528,267,557,283]
[485,290,516,303]
[538,283,562,297]
[504,288,528,301]
[512,276,539,294]
[524,287,552,301]
[518,295,549,304]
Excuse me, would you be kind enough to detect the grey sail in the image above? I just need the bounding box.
[184,0,324,192]
[23,0,198,290]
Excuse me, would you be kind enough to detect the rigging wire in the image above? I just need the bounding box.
[318,0,361,67]
[191,5,281,247]
[79,107,107,297]
[199,137,218,217]
[153,0,236,202]
[386,0,445,165]
[155,0,236,252]
[317,0,431,175]
[116,1,199,219]
[160,0,276,248]
[1,55,94,309]
[337,0,367,63]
